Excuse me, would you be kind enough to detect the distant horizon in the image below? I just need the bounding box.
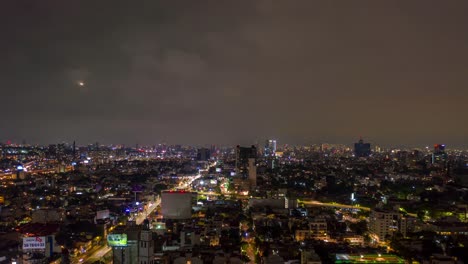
[0,137,465,150]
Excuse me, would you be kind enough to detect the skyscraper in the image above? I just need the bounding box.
[138,229,154,264]
[248,158,257,188]
[354,138,371,157]
[235,145,257,176]
[264,139,277,157]
[434,144,446,154]
[432,144,448,165]
[196,148,211,161]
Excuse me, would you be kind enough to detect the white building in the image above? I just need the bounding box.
[369,208,406,241]
[138,230,154,264]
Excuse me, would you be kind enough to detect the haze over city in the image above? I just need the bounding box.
[1,0,467,147]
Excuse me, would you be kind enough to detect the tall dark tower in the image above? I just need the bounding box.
[432,144,447,165]
[235,145,257,176]
[354,137,371,157]
[197,148,211,161]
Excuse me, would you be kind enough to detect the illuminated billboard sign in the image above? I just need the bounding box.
[107,234,127,247]
[23,236,46,250]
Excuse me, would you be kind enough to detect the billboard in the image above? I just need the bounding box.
[107,234,127,247]
[23,236,46,250]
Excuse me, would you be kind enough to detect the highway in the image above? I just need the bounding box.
[300,200,371,211]
[300,200,417,217]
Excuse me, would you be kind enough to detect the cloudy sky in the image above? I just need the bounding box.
[1,1,467,147]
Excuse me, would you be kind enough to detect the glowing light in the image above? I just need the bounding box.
[78,81,85,87]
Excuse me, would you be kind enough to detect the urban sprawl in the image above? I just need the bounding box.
[0,139,467,264]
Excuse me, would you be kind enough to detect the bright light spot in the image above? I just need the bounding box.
[78,81,85,87]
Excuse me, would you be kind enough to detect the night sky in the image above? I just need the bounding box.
[1,1,467,147]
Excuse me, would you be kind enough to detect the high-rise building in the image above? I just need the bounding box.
[56,143,67,161]
[235,145,257,176]
[264,139,277,157]
[248,158,257,188]
[434,144,446,153]
[196,148,211,161]
[432,144,448,165]
[110,224,155,264]
[110,230,138,264]
[210,145,217,157]
[138,229,154,264]
[369,208,407,241]
[354,138,371,157]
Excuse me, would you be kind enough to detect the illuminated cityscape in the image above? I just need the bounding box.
[0,141,467,263]
[1,1,468,264]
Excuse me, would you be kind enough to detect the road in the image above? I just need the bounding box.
[136,197,161,225]
[79,199,160,263]
[173,173,201,191]
[80,173,202,264]
[244,236,256,264]
[82,245,112,263]
[300,200,417,217]
[300,200,371,211]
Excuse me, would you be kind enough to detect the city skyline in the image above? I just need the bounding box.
[0,138,460,152]
[1,1,467,147]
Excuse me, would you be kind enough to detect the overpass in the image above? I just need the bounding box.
[299,200,371,211]
[299,199,417,217]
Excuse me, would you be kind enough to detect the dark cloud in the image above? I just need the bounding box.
[0,0,467,147]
